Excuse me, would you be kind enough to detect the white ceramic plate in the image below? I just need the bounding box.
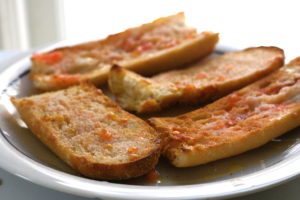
[1,43,300,200]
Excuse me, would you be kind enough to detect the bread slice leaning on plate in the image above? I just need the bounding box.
[109,47,284,113]
[30,12,219,91]
[149,57,300,167]
[11,83,160,180]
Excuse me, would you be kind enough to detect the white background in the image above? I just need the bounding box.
[1,0,299,61]
[62,0,299,61]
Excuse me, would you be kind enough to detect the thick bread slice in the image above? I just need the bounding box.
[109,47,284,113]
[149,57,300,167]
[11,84,160,180]
[31,12,219,91]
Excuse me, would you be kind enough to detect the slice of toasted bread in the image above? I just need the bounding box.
[109,47,284,113]
[149,57,300,167]
[11,84,160,180]
[31,13,219,91]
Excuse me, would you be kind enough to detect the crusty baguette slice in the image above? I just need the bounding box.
[11,84,160,180]
[109,47,284,113]
[31,12,219,91]
[149,57,300,167]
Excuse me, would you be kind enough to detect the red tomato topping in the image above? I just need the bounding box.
[196,72,207,79]
[185,32,198,39]
[33,51,63,65]
[263,86,281,95]
[100,129,112,140]
[184,84,196,91]
[212,121,226,130]
[122,37,136,52]
[52,74,81,86]
[216,74,226,81]
[163,40,179,49]
[274,104,286,111]
[172,127,183,131]
[127,146,138,153]
[136,42,154,53]
[226,93,241,111]
[225,64,234,71]
[228,93,241,104]
[119,118,129,123]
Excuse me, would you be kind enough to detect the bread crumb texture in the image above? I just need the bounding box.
[110,47,284,113]
[11,83,160,179]
[149,57,300,167]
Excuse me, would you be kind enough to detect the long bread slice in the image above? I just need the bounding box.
[11,84,160,180]
[149,57,300,167]
[31,13,218,91]
[109,47,284,113]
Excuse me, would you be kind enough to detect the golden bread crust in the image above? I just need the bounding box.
[149,57,300,167]
[31,13,218,91]
[109,47,284,113]
[11,84,160,179]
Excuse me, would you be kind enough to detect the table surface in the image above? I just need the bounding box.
[0,51,300,200]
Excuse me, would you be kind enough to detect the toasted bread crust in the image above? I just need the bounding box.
[31,13,218,91]
[11,84,160,179]
[109,47,284,113]
[149,57,300,167]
